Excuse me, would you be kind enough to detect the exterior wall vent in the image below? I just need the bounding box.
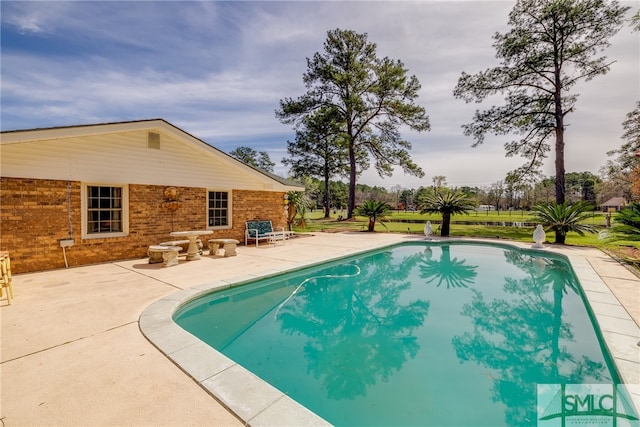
[147,132,160,149]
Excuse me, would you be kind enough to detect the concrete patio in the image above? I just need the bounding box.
[1,232,639,426]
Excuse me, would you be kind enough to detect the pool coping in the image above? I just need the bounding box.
[138,237,640,425]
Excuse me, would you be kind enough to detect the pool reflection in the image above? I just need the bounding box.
[277,250,430,400]
[452,249,609,426]
[419,245,478,289]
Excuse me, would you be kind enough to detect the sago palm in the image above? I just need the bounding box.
[417,190,475,236]
[531,201,597,244]
[609,202,640,241]
[355,200,391,232]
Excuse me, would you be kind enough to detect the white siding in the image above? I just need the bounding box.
[1,128,287,191]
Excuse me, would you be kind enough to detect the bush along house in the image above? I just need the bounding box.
[0,119,304,273]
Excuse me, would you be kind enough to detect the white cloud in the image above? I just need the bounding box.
[11,14,47,34]
[1,0,638,189]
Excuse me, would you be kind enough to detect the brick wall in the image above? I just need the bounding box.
[0,177,287,273]
[0,178,80,273]
[232,190,288,234]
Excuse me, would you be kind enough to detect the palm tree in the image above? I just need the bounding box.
[609,202,640,241]
[531,201,597,244]
[286,191,310,230]
[355,200,391,232]
[417,189,475,236]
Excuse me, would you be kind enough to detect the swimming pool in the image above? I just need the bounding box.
[168,241,636,426]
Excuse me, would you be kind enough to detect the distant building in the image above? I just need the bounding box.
[600,197,627,212]
[477,204,496,211]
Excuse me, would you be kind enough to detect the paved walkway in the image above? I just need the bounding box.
[1,233,638,425]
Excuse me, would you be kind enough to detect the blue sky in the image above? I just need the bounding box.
[1,1,638,189]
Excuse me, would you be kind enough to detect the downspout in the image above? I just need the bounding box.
[60,181,74,268]
[67,180,73,239]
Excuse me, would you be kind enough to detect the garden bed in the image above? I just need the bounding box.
[604,246,640,276]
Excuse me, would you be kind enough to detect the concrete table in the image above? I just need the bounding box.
[169,230,213,260]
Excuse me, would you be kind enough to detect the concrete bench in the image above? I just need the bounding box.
[159,239,203,254]
[208,239,240,257]
[148,245,182,267]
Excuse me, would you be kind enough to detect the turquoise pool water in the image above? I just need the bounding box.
[174,242,624,426]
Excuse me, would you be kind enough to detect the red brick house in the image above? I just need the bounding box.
[0,119,304,273]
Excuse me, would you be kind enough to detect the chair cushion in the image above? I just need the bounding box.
[246,221,273,238]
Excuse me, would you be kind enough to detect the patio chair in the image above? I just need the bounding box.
[0,251,13,305]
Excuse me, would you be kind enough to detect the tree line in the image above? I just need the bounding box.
[227,0,638,220]
[294,170,620,214]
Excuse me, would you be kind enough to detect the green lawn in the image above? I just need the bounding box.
[293,209,639,267]
[386,209,607,226]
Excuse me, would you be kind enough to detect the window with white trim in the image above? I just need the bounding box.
[82,184,128,238]
[208,191,230,228]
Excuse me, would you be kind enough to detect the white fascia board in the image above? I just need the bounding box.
[0,120,166,145]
